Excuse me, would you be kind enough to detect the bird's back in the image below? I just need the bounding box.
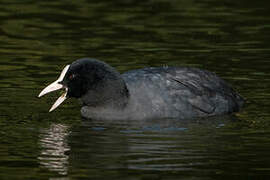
[122,66,244,119]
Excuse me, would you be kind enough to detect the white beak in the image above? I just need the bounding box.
[38,65,70,112]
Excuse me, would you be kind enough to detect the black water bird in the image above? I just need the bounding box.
[39,58,244,120]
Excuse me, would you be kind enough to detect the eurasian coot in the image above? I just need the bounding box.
[39,58,244,120]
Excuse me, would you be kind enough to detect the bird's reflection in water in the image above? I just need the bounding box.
[38,123,70,175]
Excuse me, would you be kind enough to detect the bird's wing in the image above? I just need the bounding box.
[169,76,216,114]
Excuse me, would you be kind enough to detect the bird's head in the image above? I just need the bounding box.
[39,58,129,112]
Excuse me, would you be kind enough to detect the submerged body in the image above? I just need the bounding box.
[81,66,244,120]
[39,58,244,120]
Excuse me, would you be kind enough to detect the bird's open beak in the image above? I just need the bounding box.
[38,65,70,112]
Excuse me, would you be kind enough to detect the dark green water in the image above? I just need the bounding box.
[0,0,270,179]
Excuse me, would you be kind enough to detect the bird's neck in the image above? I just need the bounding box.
[81,78,130,110]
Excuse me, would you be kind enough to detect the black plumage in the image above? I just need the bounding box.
[60,58,244,120]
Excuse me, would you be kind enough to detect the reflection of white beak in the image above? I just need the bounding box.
[38,65,70,112]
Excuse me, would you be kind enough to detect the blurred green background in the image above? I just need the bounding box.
[0,0,270,179]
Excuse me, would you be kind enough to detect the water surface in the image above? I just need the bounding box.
[0,0,270,179]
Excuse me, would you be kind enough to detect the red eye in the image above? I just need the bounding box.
[69,74,75,80]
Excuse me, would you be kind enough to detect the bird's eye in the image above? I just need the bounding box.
[69,74,76,80]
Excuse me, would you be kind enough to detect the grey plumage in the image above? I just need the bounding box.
[81,64,244,120]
